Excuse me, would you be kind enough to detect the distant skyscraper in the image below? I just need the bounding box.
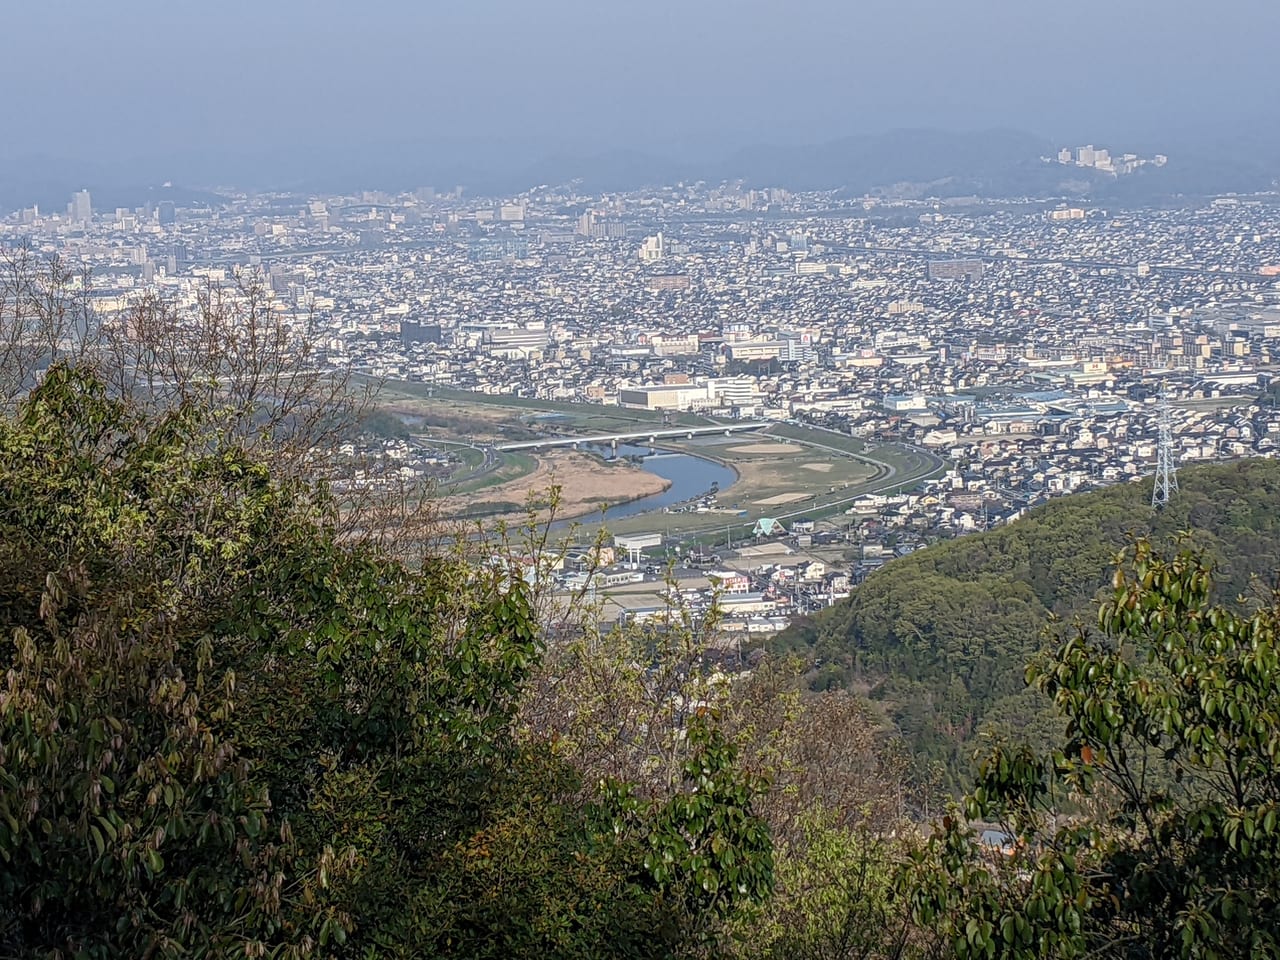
[157,201,176,226]
[69,189,92,224]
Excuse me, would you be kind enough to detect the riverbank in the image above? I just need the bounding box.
[579,443,739,524]
[439,449,672,524]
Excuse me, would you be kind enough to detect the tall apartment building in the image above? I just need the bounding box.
[68,189,92,224]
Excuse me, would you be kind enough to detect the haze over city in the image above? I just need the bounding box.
[4,0,1279,195]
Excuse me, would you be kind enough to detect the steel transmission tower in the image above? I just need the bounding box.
[1152,383,1178,510]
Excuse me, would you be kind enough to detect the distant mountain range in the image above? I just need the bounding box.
[505,127,1280,201]
[0,155,229,217]
[2,127,1277,213]
[500,128,1060,196]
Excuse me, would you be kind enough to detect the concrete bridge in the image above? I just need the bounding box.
[496,422,769,452]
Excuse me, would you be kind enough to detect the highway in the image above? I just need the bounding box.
[415,436,500,487]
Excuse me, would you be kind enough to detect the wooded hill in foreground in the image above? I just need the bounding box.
[7,367,1280,958]
[773,458,1280,786]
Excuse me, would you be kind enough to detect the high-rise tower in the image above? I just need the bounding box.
[69,189,92,224]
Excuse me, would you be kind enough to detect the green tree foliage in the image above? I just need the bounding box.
[774,461,1280,787]
[713,663,935,960]
[351,408,410,440]
[598,719,776,952]
[905,540,1280,959]
[0,367,773,958]
[732,810,922,960]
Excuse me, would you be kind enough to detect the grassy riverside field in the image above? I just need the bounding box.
[369,380,949,532]
[596,424,948,544]
[450,451,537,495]
[370,378,718,433]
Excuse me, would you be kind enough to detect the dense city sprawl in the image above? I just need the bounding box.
[7,181,1280,635]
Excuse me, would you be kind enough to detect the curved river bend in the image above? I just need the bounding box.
[576,442,738,522]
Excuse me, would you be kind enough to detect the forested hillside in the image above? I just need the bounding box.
[7,365,1280,957]
[774,459,1280,786]
[0,369,780,958]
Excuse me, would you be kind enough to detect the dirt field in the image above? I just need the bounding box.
[726,442,808,456]
[733,543,796,558]
[800,462,834,473]
[755,492,812,506]
[439,450,669,522]
[729,455,864,503]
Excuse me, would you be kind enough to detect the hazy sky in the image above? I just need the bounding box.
[3,0,1277,182]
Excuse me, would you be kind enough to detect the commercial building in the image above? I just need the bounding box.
[617,383,710,411]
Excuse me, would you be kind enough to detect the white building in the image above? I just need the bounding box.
[639,232,666,262]
[617,383,710,411]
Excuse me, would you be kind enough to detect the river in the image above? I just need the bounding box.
[580,443,738,521]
